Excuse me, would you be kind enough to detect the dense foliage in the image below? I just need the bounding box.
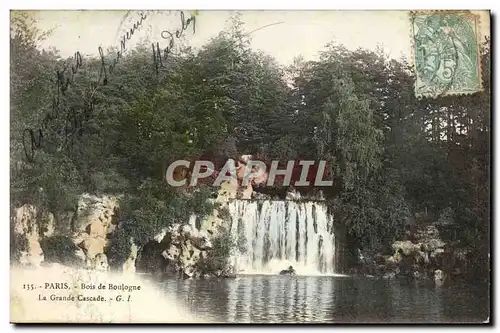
[196,230,236,276]
[40,235,82,266]
[10,12,490,277]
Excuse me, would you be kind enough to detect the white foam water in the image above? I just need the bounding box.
[228,200,339,276]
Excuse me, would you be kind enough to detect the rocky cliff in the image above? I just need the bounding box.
[134,179,238,279]
[11,163,243,278]
[11,193,120,271]
[354,222,473,286]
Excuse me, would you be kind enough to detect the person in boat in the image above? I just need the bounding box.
[279,265,296,276]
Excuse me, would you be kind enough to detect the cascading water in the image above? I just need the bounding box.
[228,200,337,275]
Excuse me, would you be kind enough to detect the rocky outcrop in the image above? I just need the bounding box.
[160,222,213,278]
[12,194,119,271]
[132,179,235,279]
[12,205,46,267]
[73,194,119,269]
[279,266,297,276]
[356,223,471,285]
[12,155,248,276]
[434,269,445,286]
[133,219,224,279]
[386,224,447,281]
[153,195,235,279]
[198,178,235,238]
[13,185,236,278]
[86,253,109,271]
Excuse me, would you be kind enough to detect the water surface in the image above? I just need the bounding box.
[160,275,489,323]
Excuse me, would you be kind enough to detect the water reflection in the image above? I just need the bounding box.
[161,276,489,323]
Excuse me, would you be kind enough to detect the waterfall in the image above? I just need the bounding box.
[228,200,337,275]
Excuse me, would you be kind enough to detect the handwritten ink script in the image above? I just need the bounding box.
[22,12,149,163]
[152,11,197,75]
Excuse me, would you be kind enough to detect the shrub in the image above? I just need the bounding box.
[10,233,28,263]
[105,228,134,270]
[40,235,82,266]
[197,229,235,275]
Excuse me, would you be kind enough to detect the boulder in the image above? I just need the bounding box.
[434,269,445,286]
[190,233,212,251]
[181,224,194,236]
[279,266,296,276]
[180,241,203,267]
[392,241,421,256]
[87,253,109,271]
[183,265,196,279]
[422,238,446,252]
[163,246,180,261]
[11,194,123,272]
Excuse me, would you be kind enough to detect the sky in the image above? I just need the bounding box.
[17,10,460,64]
[16,10,491,65]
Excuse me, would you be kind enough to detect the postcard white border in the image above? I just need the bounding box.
[1,0,497,331]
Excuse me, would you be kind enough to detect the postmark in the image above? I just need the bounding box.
[410,11,483,98]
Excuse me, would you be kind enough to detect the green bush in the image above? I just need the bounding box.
[40,235,82,266]
[10,233,28,263]
[197,229,235,275]
[105,228,134,270]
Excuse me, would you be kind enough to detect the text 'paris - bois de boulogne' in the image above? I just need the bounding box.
[21,11,196,163]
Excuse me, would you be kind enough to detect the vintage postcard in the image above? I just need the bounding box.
[10,10,491,324]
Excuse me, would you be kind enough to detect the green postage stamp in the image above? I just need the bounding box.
[411,11,483,98]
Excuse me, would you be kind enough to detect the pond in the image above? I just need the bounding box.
[158,275,489,323]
